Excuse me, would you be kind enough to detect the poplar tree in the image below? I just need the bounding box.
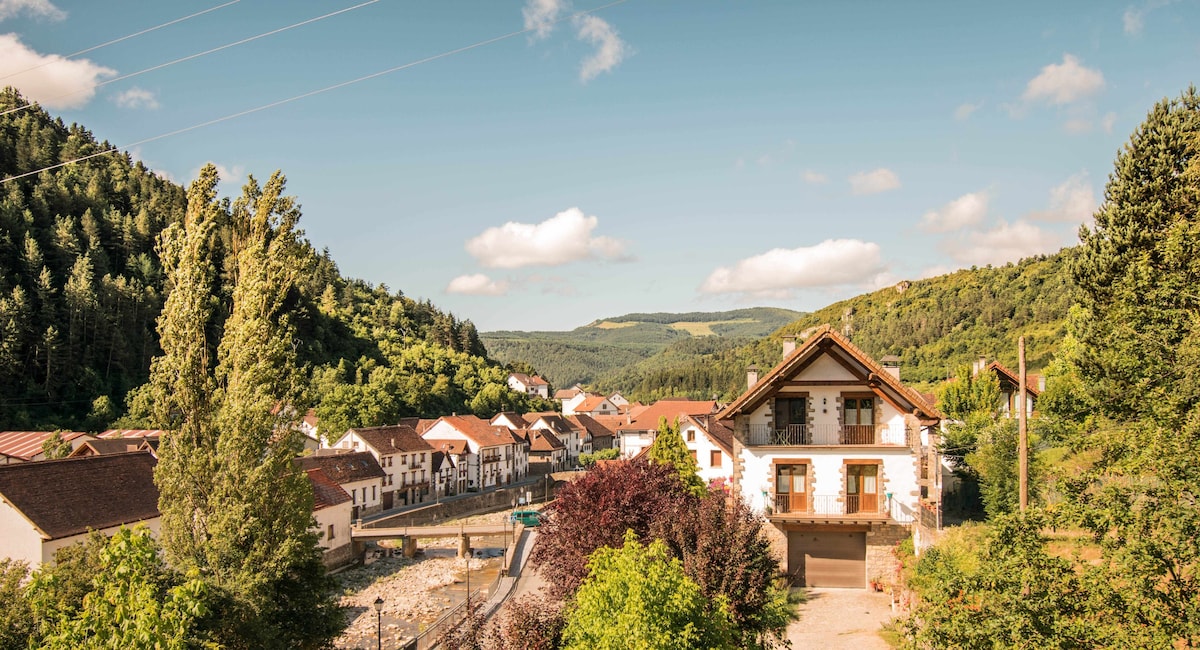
[647,416,706,497]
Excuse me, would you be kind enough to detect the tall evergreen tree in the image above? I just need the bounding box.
[647,416,706,497]
[1073,87,1200,426]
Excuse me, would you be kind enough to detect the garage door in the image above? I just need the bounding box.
[787,530,866,588]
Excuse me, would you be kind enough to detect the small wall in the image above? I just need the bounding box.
[365,478,560,529]
[866,523,910,584]
[323,540,360,571]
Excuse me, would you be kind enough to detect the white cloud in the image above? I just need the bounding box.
[1102,112,1117,134]
[700,239,886,296]
[0,34,113,109]
[1123,7,1145,33]
[466,207,627,269]
[112,87,159,110]
[802,170,828,185]
[446,274,510,296]
[1064,118,1093,134]
[919,191,989,233]
[574,15,629,82]
[954,102,982,121]
[523,0,564,39]
[0,0,64,21]
[948,220,1062,266]
[1021,54,1105,106]
[1030,173,1097,224]
[849,168,901,195]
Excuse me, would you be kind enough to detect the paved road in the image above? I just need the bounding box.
[787,587,896,649]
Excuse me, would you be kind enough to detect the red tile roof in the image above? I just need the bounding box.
[296,452,385,485]
[986,361,1043,396]
[305,468,351,511]
[344,425,433,454]
[575,396,613,413]
[0,452,159,539]
[567,414,615,442]
[436,415,516,449]
[425,439,469,456]
[510,373,549,386]
[620,400,718,432]
[0,431,93,461]
[684,415,734,455]
[529,429,565,452]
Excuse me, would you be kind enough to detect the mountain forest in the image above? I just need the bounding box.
[0,88,552,432]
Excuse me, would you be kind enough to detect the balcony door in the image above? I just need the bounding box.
[846,464,878,514]
[775,464,808,514]
[842,396,875,444]
[774,397,808,444]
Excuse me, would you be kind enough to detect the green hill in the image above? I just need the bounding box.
[481,307,805,389]
[488,252,1074,403]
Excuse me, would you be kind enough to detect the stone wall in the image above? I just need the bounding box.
[866,522,910,584]
[323,540,362,571]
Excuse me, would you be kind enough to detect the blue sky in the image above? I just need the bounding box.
[2,0,1197,331]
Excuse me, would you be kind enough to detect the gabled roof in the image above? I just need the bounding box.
[554,388,582,400]
[425,439,469,456]
[683,414,734,455]
[0,431,93,460]
[0,452,159,540]
[98,429,164,439]
[986,361,1042,396]
[567,414,614,442]
[492,412,526,428]
[305,468,351,511]
[509,372,548,387]
[575,396,613,413]
[435,415,516,449]
[296,451,385,485]
[343,425,433,455]
[431,450,454,473]
[529,429,566,452]
[68,439,147,457]
[717,325,941,422]
[619,400,718,432]
[525,412,578,436]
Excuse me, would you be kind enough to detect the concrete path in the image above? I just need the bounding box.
[787,587,896,649]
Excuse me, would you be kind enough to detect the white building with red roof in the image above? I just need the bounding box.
[507,373,550,399]
[304,467,354,568]
[421,415,526,490]
[614,399,719,459]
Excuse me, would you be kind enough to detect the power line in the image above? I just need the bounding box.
[0,0,387,119]
[0,0,632,185]
[0,0,243,82]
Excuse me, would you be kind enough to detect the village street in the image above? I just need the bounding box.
[788,587,896,649]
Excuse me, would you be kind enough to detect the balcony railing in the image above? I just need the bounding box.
[748,423,908,446]
[769,493,915,523]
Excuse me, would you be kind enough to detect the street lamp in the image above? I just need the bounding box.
[373,596,384,650]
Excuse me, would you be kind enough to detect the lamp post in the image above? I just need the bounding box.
[373,596,384,650]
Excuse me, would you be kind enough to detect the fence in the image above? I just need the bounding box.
[747,423,908,446]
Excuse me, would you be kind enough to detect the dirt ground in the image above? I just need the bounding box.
[787,587,898,649]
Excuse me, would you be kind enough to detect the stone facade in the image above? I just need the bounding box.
[866,522,909,584]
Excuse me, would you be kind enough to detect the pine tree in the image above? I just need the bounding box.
[1073,87,1200,426]
[647,416,706,497]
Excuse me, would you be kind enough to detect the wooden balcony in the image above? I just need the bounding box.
[748,423,908,447]
[768,494,903,524]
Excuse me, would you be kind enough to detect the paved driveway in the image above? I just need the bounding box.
[787,587,896,649]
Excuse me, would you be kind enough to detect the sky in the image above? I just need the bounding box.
[1,0,1198,332]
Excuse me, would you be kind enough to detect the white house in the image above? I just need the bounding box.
[527,428,567,472]
[508,373,550,399]
[296,451,386,522]
[976,359,1042,417]
[572,395,620,418]
[0,452,161,568]
[523,413,584,467]
[421,415,525,490]
[607,392,630,409]
[331,425,435,510]
[718,327,942,589]
[304,467,354,569]
[615,399,718,459]
[678,414,735,488]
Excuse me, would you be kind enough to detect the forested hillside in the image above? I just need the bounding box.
[587,250,1074,402]
[0,89,545,431]
[482,307,803,388]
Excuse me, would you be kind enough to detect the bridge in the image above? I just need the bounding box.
[350,523,516,558]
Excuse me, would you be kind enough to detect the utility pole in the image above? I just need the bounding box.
[1018,336,1029,511]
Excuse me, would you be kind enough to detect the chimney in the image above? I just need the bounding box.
[881,355,901,380]
[747,364,759,389]
[782,335,797,359]
[972,356,987,377]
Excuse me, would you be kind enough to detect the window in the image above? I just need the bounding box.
[773,397,808,444]
[327,524,335,541]
[686,429,696,442]
[710,450,722,467]
[842,396,875,444]
[846,464,879,514]
[774,464,807,513]
[688,450,697,462]
[371,486,376,501]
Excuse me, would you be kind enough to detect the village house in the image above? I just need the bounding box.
[973,358,1042,417]
[0,452,161,568]
[426,440,469,497]
[296,452,386,522]
[567,413,615,453]
[329,424,436,510]
[607,391,630,409]
[614,399,719,458]
[718,326,942,589]
[304,467,355,569]
[526,428,568,473]
[523,412,584,466]
[507,372,550,399]
[572,395,620,418]
[0,431,95,462]
[679,414,735,487]
[421,415,525,490]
